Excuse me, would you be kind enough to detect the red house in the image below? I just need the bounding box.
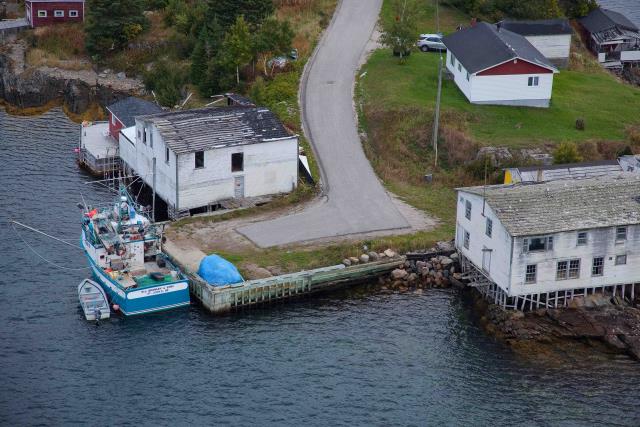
[25,0,85,28]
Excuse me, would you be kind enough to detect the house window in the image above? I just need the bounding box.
[523,236,553,253]
[194,151,204,169]
[485,218,492,238]
[615,255,627,265]
[37,10,47,17]
[569,259,580,279]
[231,153,244,172]
[557,259,581,280]
[463,231,470,249]
[465,200,471,220]
[615,226,627,242]
[142,128,147,145]
[525,264,537,284]
[466,71,470,81]
[592,257,604,276]
[54,10,64,17]
[69,10,78,17]
[149,131,153,148]
[527,76,539,87]
[165,146,170,165]
[577,231,587,246]
[450,54,455,66]
[458,63,462,72]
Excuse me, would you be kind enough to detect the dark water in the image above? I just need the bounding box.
[599,0,640,26]
[1,108,640,426]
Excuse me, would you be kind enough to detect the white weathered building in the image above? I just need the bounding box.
[456,175,640,310]
[442,22,558,108]
[498,19,573,68]
[118,106,298,218]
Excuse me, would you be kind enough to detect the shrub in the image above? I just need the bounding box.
[143,60,188,107]
[596,140,628,159]
[575,118,585,131]
[553,141,582,164]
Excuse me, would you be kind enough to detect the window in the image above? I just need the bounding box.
[458,63,462,72]
[37,10,47,17]
[466,71,470,81]
[231,153,244,172]
[523,236,553,253]
[615,255,627,265]
[54,10,64,17]
[592,257,604,276]
[616,226,627,242]
[528,76,539,87]
[463,231,470,249]
[142,128,147,145]
[569,259,580,279]
[69,10,78,17]
[465,200,471,220]
[165,146,170,165]
[149,131,153,148]
[525,264,537,284]
[557,259,581,280]
[450,54,455,66]
[485,218,493,238]
[137,129,141,140]
[194,151,204,169]
[577,231,587,246]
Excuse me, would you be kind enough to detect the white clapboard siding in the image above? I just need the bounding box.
[469,73,553,103]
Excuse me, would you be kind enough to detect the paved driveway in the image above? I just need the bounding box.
[238,0,412,247]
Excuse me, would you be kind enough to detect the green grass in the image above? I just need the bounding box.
[380,1,468,35]
[360,50,640,147]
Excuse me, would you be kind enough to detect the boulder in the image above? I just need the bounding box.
[416,261,427,269]
[407,273,418,282]
[359,254,370,263]
[349,257,359,265]
[384,249,396,258]
[391,269,408,280]
[436,241,455,252]
[450,253,459,260]
[368,251,379,261]
[440,257,453,266]
[342,258,352,267]
[378,252,386,259]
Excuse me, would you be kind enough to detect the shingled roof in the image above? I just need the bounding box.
[107,97,163,128]
[442,22,556,74]
[459,174,640,236]
[137,107,292,154]
[498,19,573,36]
[580,8,639,34]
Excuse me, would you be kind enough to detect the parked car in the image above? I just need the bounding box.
[417,33,445,52]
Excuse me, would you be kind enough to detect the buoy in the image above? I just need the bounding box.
[112,304,120,311]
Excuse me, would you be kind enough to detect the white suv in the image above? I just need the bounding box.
[417,33,445,52]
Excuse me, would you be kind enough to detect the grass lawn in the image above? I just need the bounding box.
[360,51,640,147]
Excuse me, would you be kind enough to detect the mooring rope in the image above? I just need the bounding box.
[11,222,91,271]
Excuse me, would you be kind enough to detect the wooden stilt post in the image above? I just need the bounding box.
[554,291,558,309]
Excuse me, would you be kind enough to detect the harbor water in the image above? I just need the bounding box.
[1,109,640,425]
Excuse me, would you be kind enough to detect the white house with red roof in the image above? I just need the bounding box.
[442,22,558,108]
[25,0,85,28]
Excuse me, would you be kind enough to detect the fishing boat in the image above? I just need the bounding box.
[80,186,190,316]
[78,279,110,321]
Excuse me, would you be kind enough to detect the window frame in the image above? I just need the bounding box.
[463,231,470,249]
[194,150,205,169]
[465,200,471,220]
[557,259,581,280]
[615,254,627,266]
[54,10,64,17]
[527,76,539,87]
[69,10,79,17]
[615,226,627,242]
[231,152,244,172]
[37,10,47,17]
[592,256,604,277]
[165,146,170,165]
[569,259,581,279]
[523,236,553,253]
[525,264,537,284]
[556,261,568,280]
[485,217,493,238]
[577,231,587,246]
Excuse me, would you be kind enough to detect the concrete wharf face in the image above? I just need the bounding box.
[167,254,404,314]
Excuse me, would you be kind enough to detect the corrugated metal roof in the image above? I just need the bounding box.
[459,174,640,236]
[442,22,556,74]
[138,106,291,154]
[498,19,573,36]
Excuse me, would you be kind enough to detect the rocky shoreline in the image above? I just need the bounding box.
[0,41,142,115]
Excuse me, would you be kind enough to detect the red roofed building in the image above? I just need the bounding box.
[25,0,85,28]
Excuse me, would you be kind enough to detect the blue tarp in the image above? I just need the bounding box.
[197,255,244,286]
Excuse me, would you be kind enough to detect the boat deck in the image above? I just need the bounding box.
[111,261,181,290]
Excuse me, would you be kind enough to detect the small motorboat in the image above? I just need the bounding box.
[78,279,110,321]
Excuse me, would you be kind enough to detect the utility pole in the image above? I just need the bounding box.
[433,54,443,167]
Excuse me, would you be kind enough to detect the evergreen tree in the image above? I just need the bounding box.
[206,0,274,29]
[85,0,148,57]
[559,0,598,18]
